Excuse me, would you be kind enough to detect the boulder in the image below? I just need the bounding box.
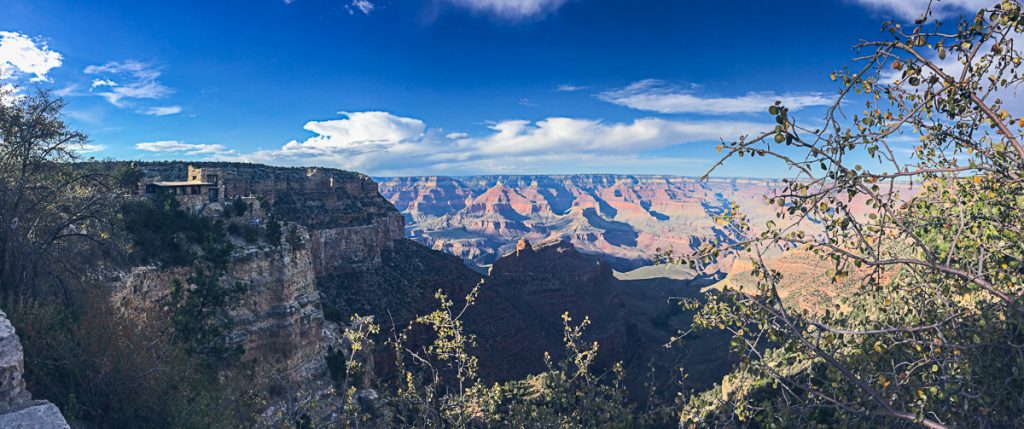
[0,309,70,428]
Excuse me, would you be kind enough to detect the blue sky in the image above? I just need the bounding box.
[0,0,989,176]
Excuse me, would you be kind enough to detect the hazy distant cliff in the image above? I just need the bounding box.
[377,175,783,270]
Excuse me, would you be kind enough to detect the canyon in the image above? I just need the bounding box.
[10,164,860,426]
[377,175,784,270]
[98,164,733,425]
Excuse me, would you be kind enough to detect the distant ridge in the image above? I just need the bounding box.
[376,174,785,270]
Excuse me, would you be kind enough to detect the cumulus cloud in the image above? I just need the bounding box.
[442,0,569,19]
[599,79,833,115]
[84,60,173,107]
[219,111,764,176]
[847,0,991,19]
[0,31,62,82]
[136,140,233,156]
[278,111,427,155]
[139,105,183,116]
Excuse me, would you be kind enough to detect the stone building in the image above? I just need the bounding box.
[142,165,226,211]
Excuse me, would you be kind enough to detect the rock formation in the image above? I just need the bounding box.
[112,164,737,421]
[378,175,785,270]
[114,225,339,423]
[117,162,410,424]
[462,239,732,394]
[0,309,70,429]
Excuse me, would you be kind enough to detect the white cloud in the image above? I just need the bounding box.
[90,78,117,89]
[279,111,427,154]
[599,79,833,115]
[219,111,764,175]
[348,0,374,14]
[556,84,588,92]
[139,105,182,116]
[84,60,172,107]
[442,0,569,19]
[76,144,107,154]
[847,0,991,19]
[518,97,538,106]
[468,116,761,156]
[136,140,233,156]
[0,31,62,82]
[53,84,81,97]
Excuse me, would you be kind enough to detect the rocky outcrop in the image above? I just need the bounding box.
[140,162,407,278]
[110,163,742,419]
[308,214,404,277]
[453,238,734,396]
[114,226,337,424]
[0,310,70,429]
[117,163,433,425]
[465,239,626,380]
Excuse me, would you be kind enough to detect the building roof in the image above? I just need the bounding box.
[151,181,215,187]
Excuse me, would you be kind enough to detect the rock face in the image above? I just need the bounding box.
[140,162,406,278]
[114,227,338,423]
[462,239,732,394]
[0,309,70,429]
[378,175,783,270]
[117,162,411,424]
[466,239,626,380]
[308,214,404,277]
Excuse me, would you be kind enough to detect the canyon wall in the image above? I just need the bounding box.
[140,162,406,277]
[113,226,339,423]
[117,162,412,424]
[378,175,783,270]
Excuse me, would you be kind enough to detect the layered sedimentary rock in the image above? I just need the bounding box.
[380,175,918,274]
[139,162,406,277]
[308,215,404,277]
[0,309,70,429]
[114,228,337,422]
[114,164,736,419]
[378,175,784,270]
[117,162,411,424]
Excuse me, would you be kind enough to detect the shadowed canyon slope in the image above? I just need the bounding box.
[377,175,784,270]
